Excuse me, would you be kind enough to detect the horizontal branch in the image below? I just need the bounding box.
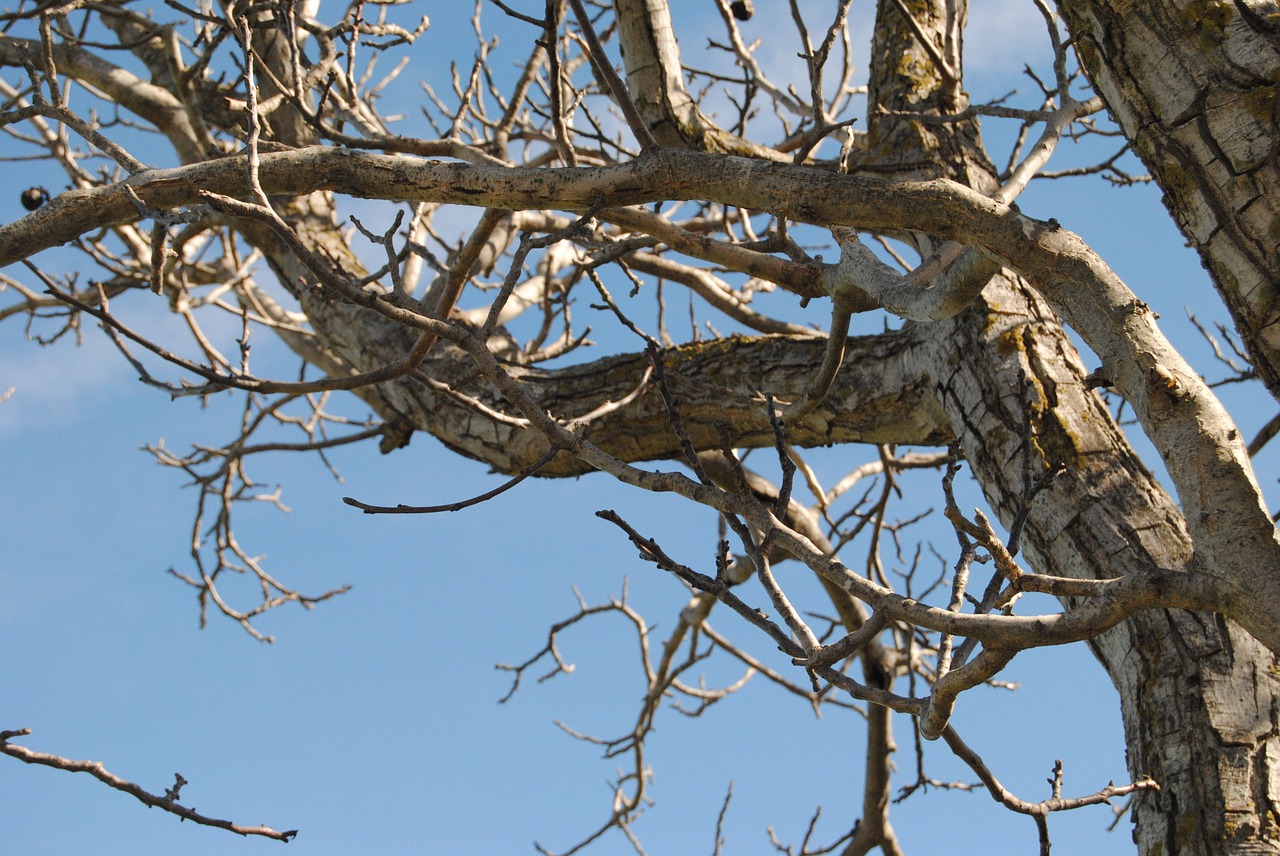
[424,330,947,477]
[2,144,1274,650]
[0,728,296,842]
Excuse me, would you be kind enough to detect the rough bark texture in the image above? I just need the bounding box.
[1058,0,1280,400]
[931,274,1280,855]
[280,300,950,477]
[2,0,1278,852]
[869,3,1280,852]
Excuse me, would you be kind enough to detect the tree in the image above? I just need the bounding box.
[1058,0,1280,405]
[1,1,1277,854]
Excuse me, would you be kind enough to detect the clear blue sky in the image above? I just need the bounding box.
[2,2,1273,854]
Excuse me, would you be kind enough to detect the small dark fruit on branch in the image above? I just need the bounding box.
[20,187,49,211]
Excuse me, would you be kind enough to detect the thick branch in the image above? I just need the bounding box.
[3,144,1275,648]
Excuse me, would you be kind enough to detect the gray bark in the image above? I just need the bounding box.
[866,3,1280,852]
[1058,0,1280,401]
[1,1,1278,852]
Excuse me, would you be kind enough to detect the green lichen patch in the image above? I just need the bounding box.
[1239,80,1279,126]
[1177,0,1234,50]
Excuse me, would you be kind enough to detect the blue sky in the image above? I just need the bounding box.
[2,1,1273,854]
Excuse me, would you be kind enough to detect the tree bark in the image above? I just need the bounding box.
[1058,0,1280,401]
[928,272,1280,855]
[869,2,1280,852]
[3,2,1278,851]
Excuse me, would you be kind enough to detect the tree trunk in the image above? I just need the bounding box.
[279,2,1279,849]
[1057,0,1280,401]
[5,1,1277,851]
[926,273,1280,854]
[870,2,1280,852]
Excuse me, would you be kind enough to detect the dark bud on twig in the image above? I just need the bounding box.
[20,187,49,211]
[731,0,753,21]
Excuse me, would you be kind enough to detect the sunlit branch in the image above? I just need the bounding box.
[0,729,297,842]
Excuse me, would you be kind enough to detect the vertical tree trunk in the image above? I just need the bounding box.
[869,2,1280,852]
[921,275,1280,854]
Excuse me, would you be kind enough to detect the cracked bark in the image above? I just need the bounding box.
[932,273,1280,854]
[869,3,1280,852]
[2,1,1278,851]
[1058,0,1280,401]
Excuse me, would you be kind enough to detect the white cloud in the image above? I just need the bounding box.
[0,332,132,436]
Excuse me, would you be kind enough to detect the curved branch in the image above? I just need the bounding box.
[2,145,1274,649]
[0,34,205,161]
[826,226,998,320]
